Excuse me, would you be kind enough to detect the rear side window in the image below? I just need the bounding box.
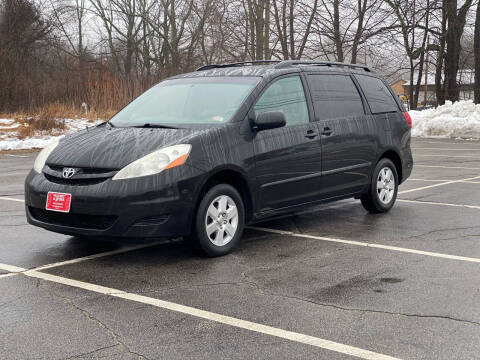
[254,76,309,126]
[355,75,399,114]
[307,74,365,120]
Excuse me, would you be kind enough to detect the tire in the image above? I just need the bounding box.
[188,184,245,257]
[360,158,398,214]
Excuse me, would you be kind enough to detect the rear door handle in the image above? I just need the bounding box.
[305,129,319,139]
[321,126,333,136]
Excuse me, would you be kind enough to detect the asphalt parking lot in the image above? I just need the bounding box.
[1,137,479,360]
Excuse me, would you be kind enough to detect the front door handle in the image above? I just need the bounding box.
[305,129,319,139]
[321,126,333,136]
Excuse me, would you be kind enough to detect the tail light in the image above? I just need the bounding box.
[403,112,412,128]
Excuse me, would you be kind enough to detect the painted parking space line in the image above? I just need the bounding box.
[414,165,480,170]
[398,175,480,195]
[0,263,26,273]
[406,179,451,182]
[248,226,480,264]
[0,262,399,360]
[412,147,480,151]
[420,140,480,146]
[0,196,24,203]
[397,199,480,210]
[32,239,176,272]
[0,196,176,274]
[414,154,480,158]
[406,179,480,183]
[0,240,174,279]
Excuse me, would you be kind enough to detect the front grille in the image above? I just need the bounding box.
[44,174,107,186]
[29,207,117,230]
[47,165,117,175]
[43,165,118,185]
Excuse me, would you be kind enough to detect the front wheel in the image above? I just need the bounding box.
[361,158,398,213]
[188,184,245,257]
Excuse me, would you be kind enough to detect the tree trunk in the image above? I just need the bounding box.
[289,0,295,59]
[475,0,480,104]
[413,53,425,107]
[333,0,344,62]
[445,0,459,102]
[409,59,415,110]
[264,0,270,59]
[351,0,366,64]
[444,0,473,102]
[272,0,289,59]
[255,0,264,60]
[435,0,447,106]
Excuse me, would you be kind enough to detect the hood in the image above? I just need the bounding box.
[46,124,206,169]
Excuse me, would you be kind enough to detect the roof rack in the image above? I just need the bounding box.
[196,60,281,71]
[196,60,373,73]
[275,60,372,72]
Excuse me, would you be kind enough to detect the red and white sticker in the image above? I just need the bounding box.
[46,192,72,213]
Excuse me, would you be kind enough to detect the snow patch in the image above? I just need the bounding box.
[410,100,480,139]
[0,118,104,151]
[0,136,64,151]
[0,118,20,129]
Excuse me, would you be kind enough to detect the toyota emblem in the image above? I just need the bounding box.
[62,168,76,179]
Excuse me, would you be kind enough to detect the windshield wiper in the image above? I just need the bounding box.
[130,123,179,129]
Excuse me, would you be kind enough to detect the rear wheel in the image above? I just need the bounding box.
[361,158,398,213]
[188,184,245,257]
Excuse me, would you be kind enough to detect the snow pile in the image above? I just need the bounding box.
[0,119,20,129]
[410,100,480,139]
[0,118,104,151]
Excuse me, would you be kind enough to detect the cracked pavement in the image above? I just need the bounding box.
[1,138,480,359]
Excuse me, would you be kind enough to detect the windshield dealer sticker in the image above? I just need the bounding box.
[211,116,224,122]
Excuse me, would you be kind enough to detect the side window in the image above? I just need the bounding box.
[307,74,365,120]
[254,76,309,126]
[355,75,399,114]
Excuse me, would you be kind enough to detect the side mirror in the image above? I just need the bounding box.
[253,111,286,131]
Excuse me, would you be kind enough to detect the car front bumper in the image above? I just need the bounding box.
[24,165,205,238]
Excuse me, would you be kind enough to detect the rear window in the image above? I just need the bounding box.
[355,75,399,114]
[307,74,365,120]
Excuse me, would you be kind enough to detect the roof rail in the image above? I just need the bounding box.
[196,60,281,71]
[275,60,372,72]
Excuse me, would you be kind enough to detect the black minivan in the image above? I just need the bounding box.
[25,61,413,256]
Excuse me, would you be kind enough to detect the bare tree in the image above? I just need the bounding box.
[0,0,52,110]
[271,0,318,60]
[474,0,480,103]
[444,0,474,102]
[311,0,396,63]
[385,0,438,109]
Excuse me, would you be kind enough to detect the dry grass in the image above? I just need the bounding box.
[1,102,116,140]
[87,108,117,122]
[17,124,35,139]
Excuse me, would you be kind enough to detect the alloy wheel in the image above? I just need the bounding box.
[205,195,239,246]
[376,167,395,205]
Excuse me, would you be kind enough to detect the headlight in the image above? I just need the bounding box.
[33,139,59,173]
[112,144,192,180]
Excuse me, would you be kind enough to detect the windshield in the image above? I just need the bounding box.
[109,77,260,126]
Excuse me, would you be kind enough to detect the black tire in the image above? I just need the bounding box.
[188,184,245,257]
[361,158,398,214]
